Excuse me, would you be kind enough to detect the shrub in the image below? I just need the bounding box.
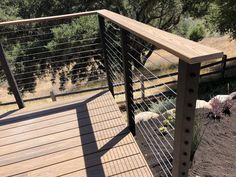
[189,24,206,42]
[167,114,175,125]
[163,119,170,127]
[172,17,194,38]
[222,99,234,116]
[149,97,176,114]
[208,97,235,120]
[159,126,168,135]
[209,97,223,120]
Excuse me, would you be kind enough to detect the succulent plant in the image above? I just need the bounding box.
[163,119,170,127]
[167,114,175,125]
[159,126,168,135]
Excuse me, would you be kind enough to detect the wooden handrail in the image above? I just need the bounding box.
[0,9,223,64]
[98,10,223,64]
[0,11,98,26]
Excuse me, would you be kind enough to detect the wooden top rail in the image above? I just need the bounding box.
[0,9,223,64]
[0,11,97,26]
[98,10,223,64]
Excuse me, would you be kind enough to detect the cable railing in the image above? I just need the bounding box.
[103,23,177,176]
[97,9,223,177]
[0,13,107,104]
[0,9,224,177]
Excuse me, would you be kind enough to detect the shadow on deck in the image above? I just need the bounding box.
[0,91,153,177]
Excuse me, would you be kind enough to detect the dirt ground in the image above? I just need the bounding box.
[135,100,236,177]
[189,101,236,177]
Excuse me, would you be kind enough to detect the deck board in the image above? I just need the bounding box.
[0,91,153,177]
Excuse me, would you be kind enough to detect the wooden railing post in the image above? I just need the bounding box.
[121,29,135,136]
[221,54,227,79]
[98,15,114,96]
[172,60,201,177]
[50,91,57,102]
[0,44,25,109]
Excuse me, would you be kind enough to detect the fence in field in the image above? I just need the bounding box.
[114,55,236,97]
[0,10,224,177]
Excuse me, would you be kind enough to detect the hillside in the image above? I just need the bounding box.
[147,35,236,68]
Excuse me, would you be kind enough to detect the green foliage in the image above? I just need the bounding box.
[167,114,175,125]
[49,16,98,47]
[0,0,216,95]
[159,126,168,135]
[0,0,19,21]
[172,17,218,40]
[210,0,236,39]
[172,17,194,38]
[163,119,170,127]
[189,23,206,41]
[181,0,213,18]
[149,97,176,114]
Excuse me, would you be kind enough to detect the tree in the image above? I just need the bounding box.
[210,0,236,38]
[181,0,214,18]
[0,0,213,94]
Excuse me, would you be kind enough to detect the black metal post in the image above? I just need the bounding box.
[172,60,200,177]
[121,29,135,136]
[221,54,227,79]
[0,44,25,109]
[98,15,114,96]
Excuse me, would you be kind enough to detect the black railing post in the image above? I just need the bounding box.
[221,54,227,79]
[0,44,25,109]
[98,15,114,96]
[121,29,135,136]
[172,60,200,177]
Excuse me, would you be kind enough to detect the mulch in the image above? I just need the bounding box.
[135,101,236,177]
[189,101,236,177]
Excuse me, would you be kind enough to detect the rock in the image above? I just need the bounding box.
[196,100,212,109]
[208,95,232,104]
[195,100,212,116]
[230,92,236,100]
[135,111,159,124]
[162,108,176,118]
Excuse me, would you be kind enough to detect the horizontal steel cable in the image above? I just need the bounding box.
[133,104,173,168]
[8,42,101,59]
[130,66,176,109]
[3,33,99,47]
[129,36,176,65]
[15,59,103,82]
[128,52,177,96]
[133,115,172,177]
[14,54,102,71]
[128,44,177,82]
[13,48,102,65]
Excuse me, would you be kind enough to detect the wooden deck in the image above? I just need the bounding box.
[0,91,153,177]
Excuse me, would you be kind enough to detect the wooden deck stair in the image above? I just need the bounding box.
[0,91,153,177]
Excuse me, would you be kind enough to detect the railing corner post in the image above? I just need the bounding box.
[121,29,135,136]
[0,43,25,109]
[98,15,114,97]
[172,59,200,177]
